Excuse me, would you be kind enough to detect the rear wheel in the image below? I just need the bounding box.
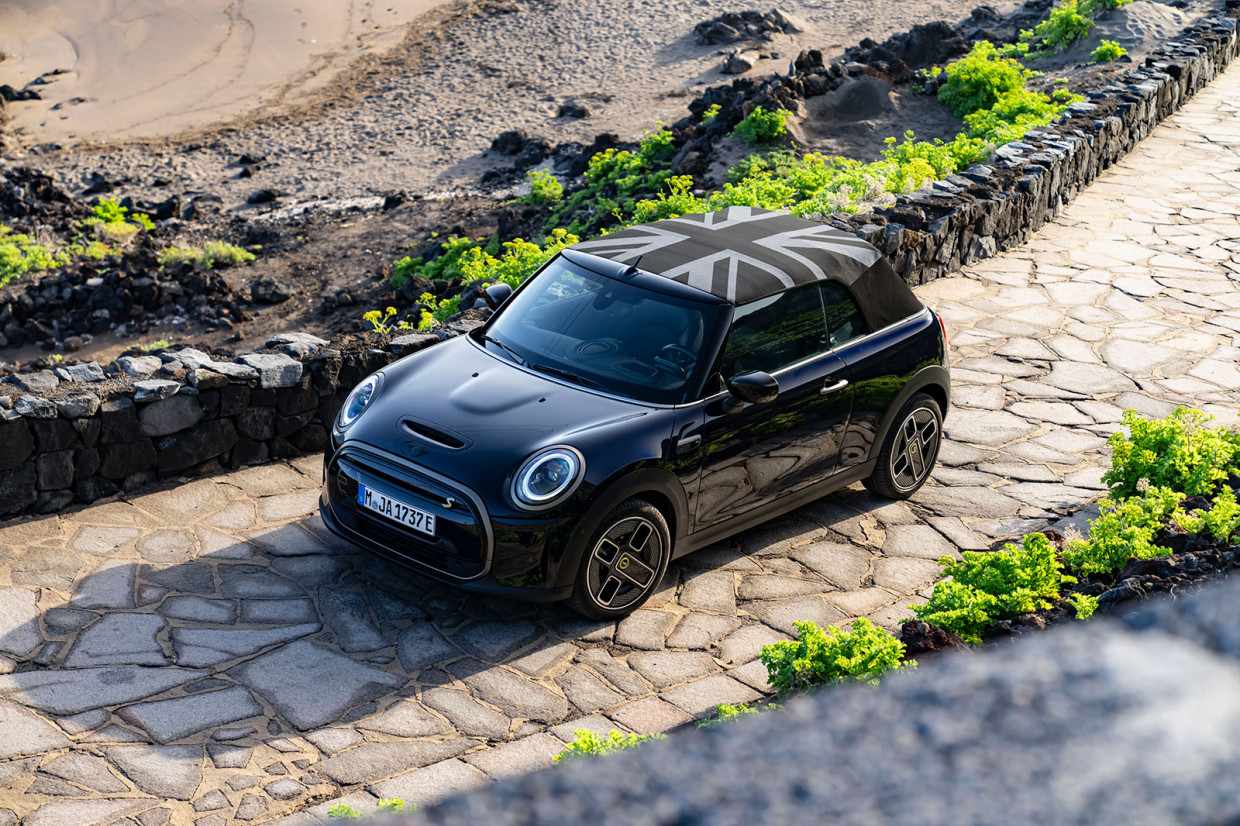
[864,392,943,500]
[566,498,671,620]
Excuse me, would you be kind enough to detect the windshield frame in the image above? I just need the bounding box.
[471,252,731,406]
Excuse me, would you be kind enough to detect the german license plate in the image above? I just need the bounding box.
[358,484,436,537]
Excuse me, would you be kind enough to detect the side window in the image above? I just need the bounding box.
[820,281,870,349]
[719,285,828,380]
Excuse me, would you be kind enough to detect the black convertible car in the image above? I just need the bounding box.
[321,207,949,618]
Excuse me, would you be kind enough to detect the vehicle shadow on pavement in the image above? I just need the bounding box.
[0,461,959,822]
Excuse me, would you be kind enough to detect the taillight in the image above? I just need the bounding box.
[936,311,948,351]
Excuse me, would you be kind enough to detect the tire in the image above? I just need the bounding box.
[864,392,943,500]
[565,497,672,620]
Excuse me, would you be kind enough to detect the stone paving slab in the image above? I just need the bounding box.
[1,58,1240,826]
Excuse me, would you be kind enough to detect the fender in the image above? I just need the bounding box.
[868,364,951,464]
[549,466,690,589]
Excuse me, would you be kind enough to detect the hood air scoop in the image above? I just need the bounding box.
[401,419,469,450]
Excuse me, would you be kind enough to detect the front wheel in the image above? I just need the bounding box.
[864,392,943,500]
[565,498,671,620]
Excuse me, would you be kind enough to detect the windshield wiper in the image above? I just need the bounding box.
[529,363,604,389]
[479,333,525,366]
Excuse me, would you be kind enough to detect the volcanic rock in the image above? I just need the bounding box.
[250,275,293,305]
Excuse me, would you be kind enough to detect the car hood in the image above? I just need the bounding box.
[341,336,665,498]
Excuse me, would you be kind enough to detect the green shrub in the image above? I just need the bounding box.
[1092,39,1128,62]
[328,798,411,819]
[701,103,722,123]
[759,618,912,694]
[91,197,129,225]
[156,245,197,267]
[362,306,412,334]
[732,106,788,145]
[458,228,580,289]
[913,533,1075,645]
[1176,486,1240,544]
[710,129,990,220]
[1202,487,1240,543]
[1061,486,1182,575]
[554,729,663,764]
[629,176,708,224]
[157,242,255,269]
[82,197,153,242]
[935,41,1036,117]
[1030,0,1093,50]
[525,170,564,205]
[697,702,771,728]
[1103,408,1240,499]
[709,171,798,212]
[416,293,462,330]
[203,241,255,266]
[1068,592,1099,620]
[0,225,65,287]
[544,128,676,234]
[727,150,800,183]
[964,86,1080,145]
[996,39,1032,60]
[391,236,488,287]
[384,228,581,332]
[74,240,114,260]
[1017,0,1128,55]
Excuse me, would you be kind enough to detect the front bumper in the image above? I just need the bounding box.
[319,443,576,600]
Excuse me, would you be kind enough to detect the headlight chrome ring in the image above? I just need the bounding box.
[337,373,383,431]
[511,446,585,511]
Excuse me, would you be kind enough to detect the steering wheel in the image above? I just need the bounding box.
[653,344,697,378]
[574,339,622,358]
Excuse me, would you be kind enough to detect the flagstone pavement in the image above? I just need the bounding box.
[1,61,1239,826]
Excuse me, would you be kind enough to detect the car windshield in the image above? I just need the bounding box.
[480,256,723,404]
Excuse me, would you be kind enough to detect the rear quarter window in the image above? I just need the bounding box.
[821,281,870,348]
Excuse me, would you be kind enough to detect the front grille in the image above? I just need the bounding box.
[327,445,491,580]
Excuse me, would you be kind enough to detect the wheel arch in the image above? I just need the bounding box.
[552,465,689,589]
[868,365,950,464]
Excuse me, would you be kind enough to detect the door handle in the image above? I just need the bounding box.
[674,433,702,456]
[820,378,849,395]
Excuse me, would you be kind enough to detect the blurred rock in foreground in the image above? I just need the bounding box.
[407,577,1240,826]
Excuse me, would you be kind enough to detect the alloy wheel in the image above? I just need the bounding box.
[585,516,663,611]
[890,406,939,491]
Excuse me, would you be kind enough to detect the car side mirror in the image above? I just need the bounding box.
[723,371,779,413]
[482,282,513,310]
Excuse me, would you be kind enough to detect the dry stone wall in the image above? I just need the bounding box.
[0,333,435,517]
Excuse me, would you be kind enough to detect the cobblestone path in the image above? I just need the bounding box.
[1,65,1239,826]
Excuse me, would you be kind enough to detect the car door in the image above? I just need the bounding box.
[820,280,911,468]
[673,283,855,531]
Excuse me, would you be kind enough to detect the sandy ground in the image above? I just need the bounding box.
[0,0,445,141]
[2,0,1020,209]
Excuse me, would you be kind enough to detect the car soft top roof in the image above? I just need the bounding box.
[569,206,924,331]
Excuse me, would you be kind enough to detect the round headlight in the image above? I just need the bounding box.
[512,447,584,510]
[337,374,382,430]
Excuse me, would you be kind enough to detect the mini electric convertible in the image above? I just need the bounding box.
[321,207,949,618]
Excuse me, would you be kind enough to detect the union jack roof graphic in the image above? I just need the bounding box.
[571,207,884,305]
